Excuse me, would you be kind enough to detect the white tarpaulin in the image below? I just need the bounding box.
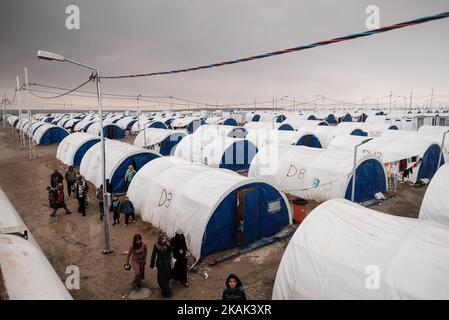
[248,144,387,202]
[0,188,72,300]
[419,163,449,226]
[127,157,291,259]
[80,139,159,189]
[56,132,101,166]
[272,198,449,300]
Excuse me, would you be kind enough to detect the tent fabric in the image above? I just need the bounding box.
[245,129,323,150]
[32,123,69,145]
[419,164,449,226]
[272,198,449,300]
[248,144,387,203]
[56,132,101,166]
[126,157,292,259]
[134,128,186,155]
[174,135,257,171]
[80,140,160,193]
[0,188,72,300]
[327,135,443,183]
[86,122,125,139]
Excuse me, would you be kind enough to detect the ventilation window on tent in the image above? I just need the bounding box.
[268,200,281,214]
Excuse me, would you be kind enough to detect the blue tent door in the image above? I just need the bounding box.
[242,188,260,246]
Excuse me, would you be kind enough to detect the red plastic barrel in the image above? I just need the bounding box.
[292,198,309,224]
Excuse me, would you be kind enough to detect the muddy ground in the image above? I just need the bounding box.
[0,126,426,300]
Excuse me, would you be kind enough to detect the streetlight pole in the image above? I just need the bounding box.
[37,50,112,254]
[24,67,36,160]
[351,138,373,202]
[137,94,147,148]
[16,76,25,148]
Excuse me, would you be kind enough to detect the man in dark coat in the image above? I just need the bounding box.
[222,274,247,300]
[50,169,64,188]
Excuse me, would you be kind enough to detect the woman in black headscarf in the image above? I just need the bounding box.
[150,232,172,297]
[170,229,189,287]
[222,273,247,300]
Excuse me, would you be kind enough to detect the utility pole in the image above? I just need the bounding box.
[430,89,434,109]
[16,76,25,148]
[24,67,36,159]
[388,90,392,115]
[409,92,413,112]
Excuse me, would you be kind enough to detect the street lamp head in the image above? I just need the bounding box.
[37,50,65,62]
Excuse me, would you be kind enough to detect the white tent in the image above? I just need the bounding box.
[419,163,449,226]
[80,139,160,193]
[56,132,101,166]
[32,123,69,145]
[86,122,125,139]
[133,128,186,155]
[127,157,292,260]
[0,189,72,300]
[245,128,323,150]
[174,135,257,171]
[248,144,387,203]
[272,198,449,300]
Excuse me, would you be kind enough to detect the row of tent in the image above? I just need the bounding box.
[273,163,449,300]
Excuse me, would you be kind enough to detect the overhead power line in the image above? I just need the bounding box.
[101,11,449,79]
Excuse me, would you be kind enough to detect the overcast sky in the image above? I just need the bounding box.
[1,0,448,110]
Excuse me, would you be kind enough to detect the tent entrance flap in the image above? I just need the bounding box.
[344,159,387,203]
[241,188,260,246]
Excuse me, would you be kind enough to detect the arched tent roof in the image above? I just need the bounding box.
[62,118,81,131]
[222,118,238,126]
[147,121,168,130]
[126,157,292,260]
[249,144,387,203]
[116,116,137,130]
[56,132,101,166]
[86,122,125,139]
[418,125,449,135]
[273,198,449,300]
[201,137,257,171]
[251,114,261,122]
[32,124,69,145]
[246,129,323,150]
[80,140,160,193]
[326,113,337,123]
[328,135,443,183]
[73,120,94,132]
[134,128,186,155]
[419,163,449,226]
[341,113,353,122]
[0,189,72,300]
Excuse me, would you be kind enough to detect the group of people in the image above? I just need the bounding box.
[47,166,138,226]
[48,166,246,299]
[125,231,247,300]
[126,231,187,297]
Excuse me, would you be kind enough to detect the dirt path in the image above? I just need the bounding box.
[0,126,426,299]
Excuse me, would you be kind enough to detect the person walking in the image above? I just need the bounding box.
[50,169,64,189]
[222,274,247,300]
[96,185,105,221]
[74,175,89,216]
[47,186,56,208]
[111,195,121,225]
[64,166,77,197]
[125,234,148,290]
[105,179,113,194]
[120,196,136,226]
[124,165,137,188]
[150,232,172,298]
[171,229,189,287]
[50,183,71,217]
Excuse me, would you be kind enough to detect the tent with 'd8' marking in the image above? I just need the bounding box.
[126,156,292,260]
